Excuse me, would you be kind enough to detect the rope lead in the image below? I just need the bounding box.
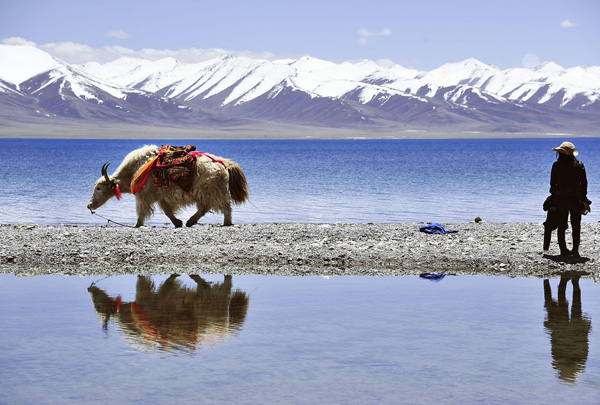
[89,210,136,228]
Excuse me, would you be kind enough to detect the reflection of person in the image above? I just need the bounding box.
[549,142,589,257]
[543,276,591,383]
[88,274,250,353]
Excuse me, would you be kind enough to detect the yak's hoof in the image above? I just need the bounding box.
[173,220,183,228]
[185,220,196,227]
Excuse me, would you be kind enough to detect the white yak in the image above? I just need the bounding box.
[87,145,249,227]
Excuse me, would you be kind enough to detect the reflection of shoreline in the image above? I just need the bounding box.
[88,274,250,353]
[543,276,591,383]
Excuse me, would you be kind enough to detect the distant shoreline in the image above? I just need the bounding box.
[2,132,597,141]
[2,223,598,279]
[1,122,598,140]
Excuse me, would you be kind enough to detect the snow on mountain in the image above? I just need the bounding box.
[419,58,499,88]
[480,63,600,108]
[375,58,498,101]
[479,67,543,101]
[2,43,600,132]
[535,61,566,76]
[288,58,380,100]
[161,55,416,107]
[21,63,145,104]
[563,66,600,89]
[0,44,60,85]
[225,59,296,105]
[77,57,205,92]
[162,55,275,103]
[366,64,421,84]
[76,50,600,113]
[0,76,23,95]
[77,57,151,82]
[0,74,44,122]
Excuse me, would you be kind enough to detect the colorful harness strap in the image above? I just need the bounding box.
[190,151,226,166]
[130,155,159,195]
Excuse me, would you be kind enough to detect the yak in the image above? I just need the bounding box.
[87,145,249,227]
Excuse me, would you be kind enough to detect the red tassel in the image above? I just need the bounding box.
[115,296,122,312]
[114,185,122,200]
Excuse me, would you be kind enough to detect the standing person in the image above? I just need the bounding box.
[550,142,589,257]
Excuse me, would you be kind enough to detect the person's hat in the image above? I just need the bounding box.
[552,141,578,156]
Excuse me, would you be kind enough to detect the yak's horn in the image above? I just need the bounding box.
[101,162,111,182]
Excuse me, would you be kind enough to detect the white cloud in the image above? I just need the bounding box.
[0,38,277,64]
[359,28,392,37]
[105,30,130,39]
[358,28,392,45]
[1,37,37,46]
[41,41,94,55]
[560,20,578,28]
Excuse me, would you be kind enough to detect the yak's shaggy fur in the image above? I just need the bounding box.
[87,145,249,227]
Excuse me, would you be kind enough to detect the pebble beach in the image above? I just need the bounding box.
[1,222,598,280]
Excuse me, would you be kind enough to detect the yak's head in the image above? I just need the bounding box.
[87,162,122,211]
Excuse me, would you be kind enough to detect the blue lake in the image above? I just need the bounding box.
[0,138,598,226]
[1,137,599,403]
[0,273,599,404]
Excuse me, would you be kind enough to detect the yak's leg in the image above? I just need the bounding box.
[189,274,211,289]
[135,198,153,227]
[186,204,209,227]
[158,200,183,228]
[156,274,180,298]
[223,274,232,289]
[223,202,233,226]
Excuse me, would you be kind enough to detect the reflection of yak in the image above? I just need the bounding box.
[543,276,591,383]
[88,275,250,353]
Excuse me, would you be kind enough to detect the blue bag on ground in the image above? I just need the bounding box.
[419,223,458,234]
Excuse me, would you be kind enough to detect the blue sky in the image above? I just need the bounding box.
[1,0,598,70]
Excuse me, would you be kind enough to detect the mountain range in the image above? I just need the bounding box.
[1,44,599,136]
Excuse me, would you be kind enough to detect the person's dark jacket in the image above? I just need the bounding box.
[550,155,588,200]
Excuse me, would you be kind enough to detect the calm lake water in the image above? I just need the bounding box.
[1,273,599,404]
[0,138,598,225]
[1,137,599,403]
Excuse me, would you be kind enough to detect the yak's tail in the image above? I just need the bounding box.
[226,162,249,205]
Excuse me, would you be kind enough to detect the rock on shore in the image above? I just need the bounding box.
[1,223,598,279]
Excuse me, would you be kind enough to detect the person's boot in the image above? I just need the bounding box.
[558,228,570,256]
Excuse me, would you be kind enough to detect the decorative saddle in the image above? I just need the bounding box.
[130,144,226,195]
[152,144,197,192]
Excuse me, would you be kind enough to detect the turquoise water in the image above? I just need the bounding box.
[0,274,598,404]
[0,138,598,226]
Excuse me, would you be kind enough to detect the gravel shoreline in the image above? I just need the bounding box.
[1,223,598,280]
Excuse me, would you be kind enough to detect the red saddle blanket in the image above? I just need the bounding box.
[152,144,197,192]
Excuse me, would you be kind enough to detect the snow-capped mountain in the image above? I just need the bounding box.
[0,45,60,84]
[0,45,242,126]
[1,44,599,133]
